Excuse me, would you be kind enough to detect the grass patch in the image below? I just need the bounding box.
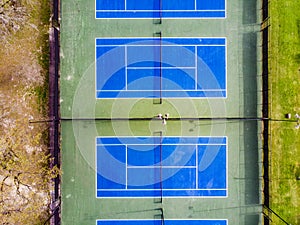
[32,85,48,113]
[31,0,50,115]
[269,0,300,224]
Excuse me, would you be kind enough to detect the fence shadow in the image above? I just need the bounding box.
[243,32,258,118]
[243,0,257,24]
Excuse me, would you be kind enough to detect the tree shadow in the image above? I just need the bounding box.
[297,19,300,40]
[294,53,300,63]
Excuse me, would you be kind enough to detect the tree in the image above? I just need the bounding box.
[0,119,59,224]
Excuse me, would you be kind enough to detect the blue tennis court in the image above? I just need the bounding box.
[96,38,226,98]
[97,219,228,225]
[96,137,227,198]
[95,0,226,18]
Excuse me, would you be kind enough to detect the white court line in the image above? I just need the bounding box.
[96,95,227,100]
[95,138,97,198]
[95,136,228,198]
[125,46,128,90]
[226,136,229,191]
[195,45,198,90]
[97,188,227,191]
[96,195,228,199]
[95,39,226,98]
[126,67,196,69]
[97,143,227,146]
[96,137,227,146]
[97,135,227,138]
[96,37,226,39]
[96,219,228,223]
[225,37,228,97]
[97,89,226,92]
[96,9,226,12]
[95,17,226,20]
[126,144,128,189]
[94,39,97,99]
[127,166,197,169]
[96,44,225,47]
[196,145,198,188]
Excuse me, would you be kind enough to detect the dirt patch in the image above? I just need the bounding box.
[0,0,53,224]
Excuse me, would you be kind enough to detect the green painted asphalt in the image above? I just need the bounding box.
[60,0,263,224]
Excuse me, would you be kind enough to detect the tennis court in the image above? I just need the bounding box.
[95,0,226,18]
[96,38,226,98]
[97,219,227,225]
[60,0,263,224]
[96,136,227,198]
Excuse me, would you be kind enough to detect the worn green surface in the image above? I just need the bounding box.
[60,0,264,224]
[61,120,262,224]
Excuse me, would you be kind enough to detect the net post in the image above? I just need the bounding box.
[159,0,162,24]
[160,207,165,225]
[153,0,162,24]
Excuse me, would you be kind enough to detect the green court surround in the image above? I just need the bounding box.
[60,0,264,224]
